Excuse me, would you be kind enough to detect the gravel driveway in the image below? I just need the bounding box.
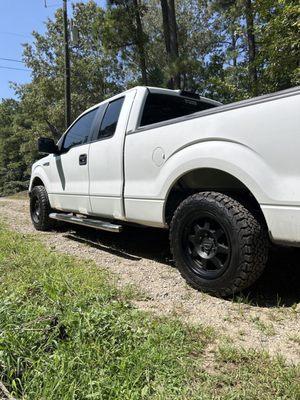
[0,197,299,364]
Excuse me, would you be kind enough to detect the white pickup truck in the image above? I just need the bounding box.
[29,86,300,297]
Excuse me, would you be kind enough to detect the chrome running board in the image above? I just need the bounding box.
[49,213,123,233]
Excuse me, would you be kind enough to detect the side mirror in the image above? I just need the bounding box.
[38,137,59,154]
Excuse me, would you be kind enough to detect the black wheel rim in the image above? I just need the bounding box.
[31,196,41,224]
[182,214,231,280]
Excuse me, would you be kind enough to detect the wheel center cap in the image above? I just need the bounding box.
[198,235,217,259]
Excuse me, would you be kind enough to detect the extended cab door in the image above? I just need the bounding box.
[88,90,137,219]
[48,107,98,214]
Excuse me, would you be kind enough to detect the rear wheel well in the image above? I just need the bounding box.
[164,168,266,226]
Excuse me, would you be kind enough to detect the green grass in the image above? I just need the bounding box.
[0,225,299,399]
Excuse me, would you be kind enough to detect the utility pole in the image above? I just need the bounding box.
[63,0,71,128]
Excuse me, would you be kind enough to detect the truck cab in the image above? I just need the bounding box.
[30,87,219,221]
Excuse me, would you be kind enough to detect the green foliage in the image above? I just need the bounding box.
[0,0,299,195]
[0,224,299,399]
[257,0,300,91]
[0,99,33,196]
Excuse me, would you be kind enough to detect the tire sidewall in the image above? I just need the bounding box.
[30,186,51,231]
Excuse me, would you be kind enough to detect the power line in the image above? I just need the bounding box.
[0,65,30,72]
[0,31,30,38]
[0,57,24,64]
[44,0,66,7]
[44,2,61,7]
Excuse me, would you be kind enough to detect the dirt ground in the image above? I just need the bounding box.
[0,197,299,364]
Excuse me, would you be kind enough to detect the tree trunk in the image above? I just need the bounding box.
[161,0,171,54]
[132,0,148,85]
[245,0,258,95]
[231,30,237,68]
[160,0,180,89]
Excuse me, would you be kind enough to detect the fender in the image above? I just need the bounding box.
[159,140,282,205]
[29,165,51,194]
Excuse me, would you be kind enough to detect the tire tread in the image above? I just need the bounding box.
[30,185,55,231]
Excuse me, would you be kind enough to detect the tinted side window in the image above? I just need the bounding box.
[140,94,216,127]
[63,108,98,151]
[97,97,124,140]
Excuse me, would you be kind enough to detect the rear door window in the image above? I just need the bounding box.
[96,97,124,140]
[140,93,216,127]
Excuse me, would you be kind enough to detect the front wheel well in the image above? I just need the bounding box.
[30,177,45,193]
[164,168,266,227]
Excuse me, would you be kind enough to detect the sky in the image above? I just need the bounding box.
[0,0,105,100]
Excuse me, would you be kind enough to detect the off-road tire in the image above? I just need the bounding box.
[30,185,55,231]
[169,191,269,297]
